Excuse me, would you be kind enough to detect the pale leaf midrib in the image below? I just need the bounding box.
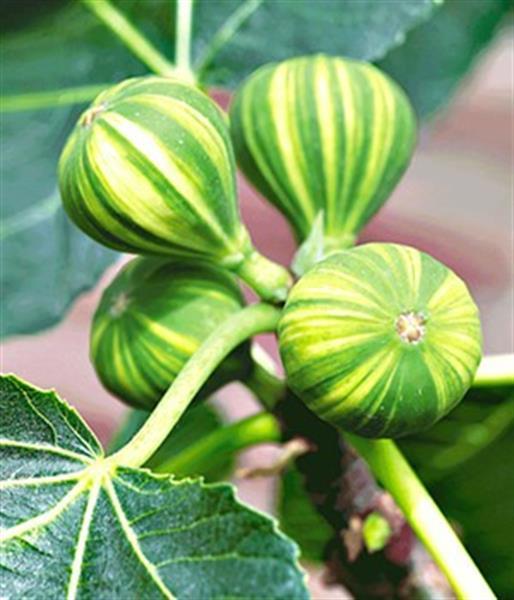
[67,476,102,600]
[105,478,175,600]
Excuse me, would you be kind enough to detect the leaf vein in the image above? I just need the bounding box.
[156,552,291,568]
[0,478,88,543]
[104,478,175,600]
[0,471,81,490]
[136,511,241,539]
[10,379,60,447]
[0,439,92,464]
[67,477,101,600]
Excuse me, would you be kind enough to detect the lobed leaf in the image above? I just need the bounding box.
[1,0,178,339]
[0,375,307,599]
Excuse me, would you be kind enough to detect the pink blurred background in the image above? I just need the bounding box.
[2,30,513,600]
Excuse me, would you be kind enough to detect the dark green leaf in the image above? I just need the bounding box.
[428,423,513,597]
[194,0,441,87]
[400,387,514,484]
[108,403,235,482]
[378,0,512,117]
[0,374,308,599]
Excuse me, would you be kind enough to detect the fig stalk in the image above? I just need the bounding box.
[110,303,281,468]
[235,249,292,303]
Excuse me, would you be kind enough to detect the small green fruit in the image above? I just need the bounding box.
[278,243,482,438]
[91,257,251,409]
[230,55,416,250]
[59,76,291,302]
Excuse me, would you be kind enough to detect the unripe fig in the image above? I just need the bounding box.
[59,76,290,302]
[230,55,416,251]
[278,243,482,438]
[91,257,251,409]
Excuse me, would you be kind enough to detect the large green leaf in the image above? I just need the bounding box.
[378,0,512,117]
[194,0,440,87]
[0,374,307,599]
[0,5,136,338]
[429,423,513,597]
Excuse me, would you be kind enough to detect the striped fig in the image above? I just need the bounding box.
[59,76,290,302]
[91,257,251,409]
[230,55,416,253]
[278,243,482,438]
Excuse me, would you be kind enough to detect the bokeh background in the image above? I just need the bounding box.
[1,3,513,598]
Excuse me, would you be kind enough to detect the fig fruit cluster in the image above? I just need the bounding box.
[59,56,481,437]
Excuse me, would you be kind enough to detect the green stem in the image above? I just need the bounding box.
[347,435,496,600]
[1,84,109,113]
[473,353,514,388]
[196,0,263,77]
[81,0,176,76]
[174,0,195,83]
[110,303,281,468]
[245,344,287,410]
[235,249,292,303]
[154,412,281,476]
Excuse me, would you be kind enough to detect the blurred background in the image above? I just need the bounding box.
[1,2,513,598]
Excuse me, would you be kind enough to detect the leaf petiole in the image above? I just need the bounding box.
[109,303,281,468]
[81,0,176,77]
